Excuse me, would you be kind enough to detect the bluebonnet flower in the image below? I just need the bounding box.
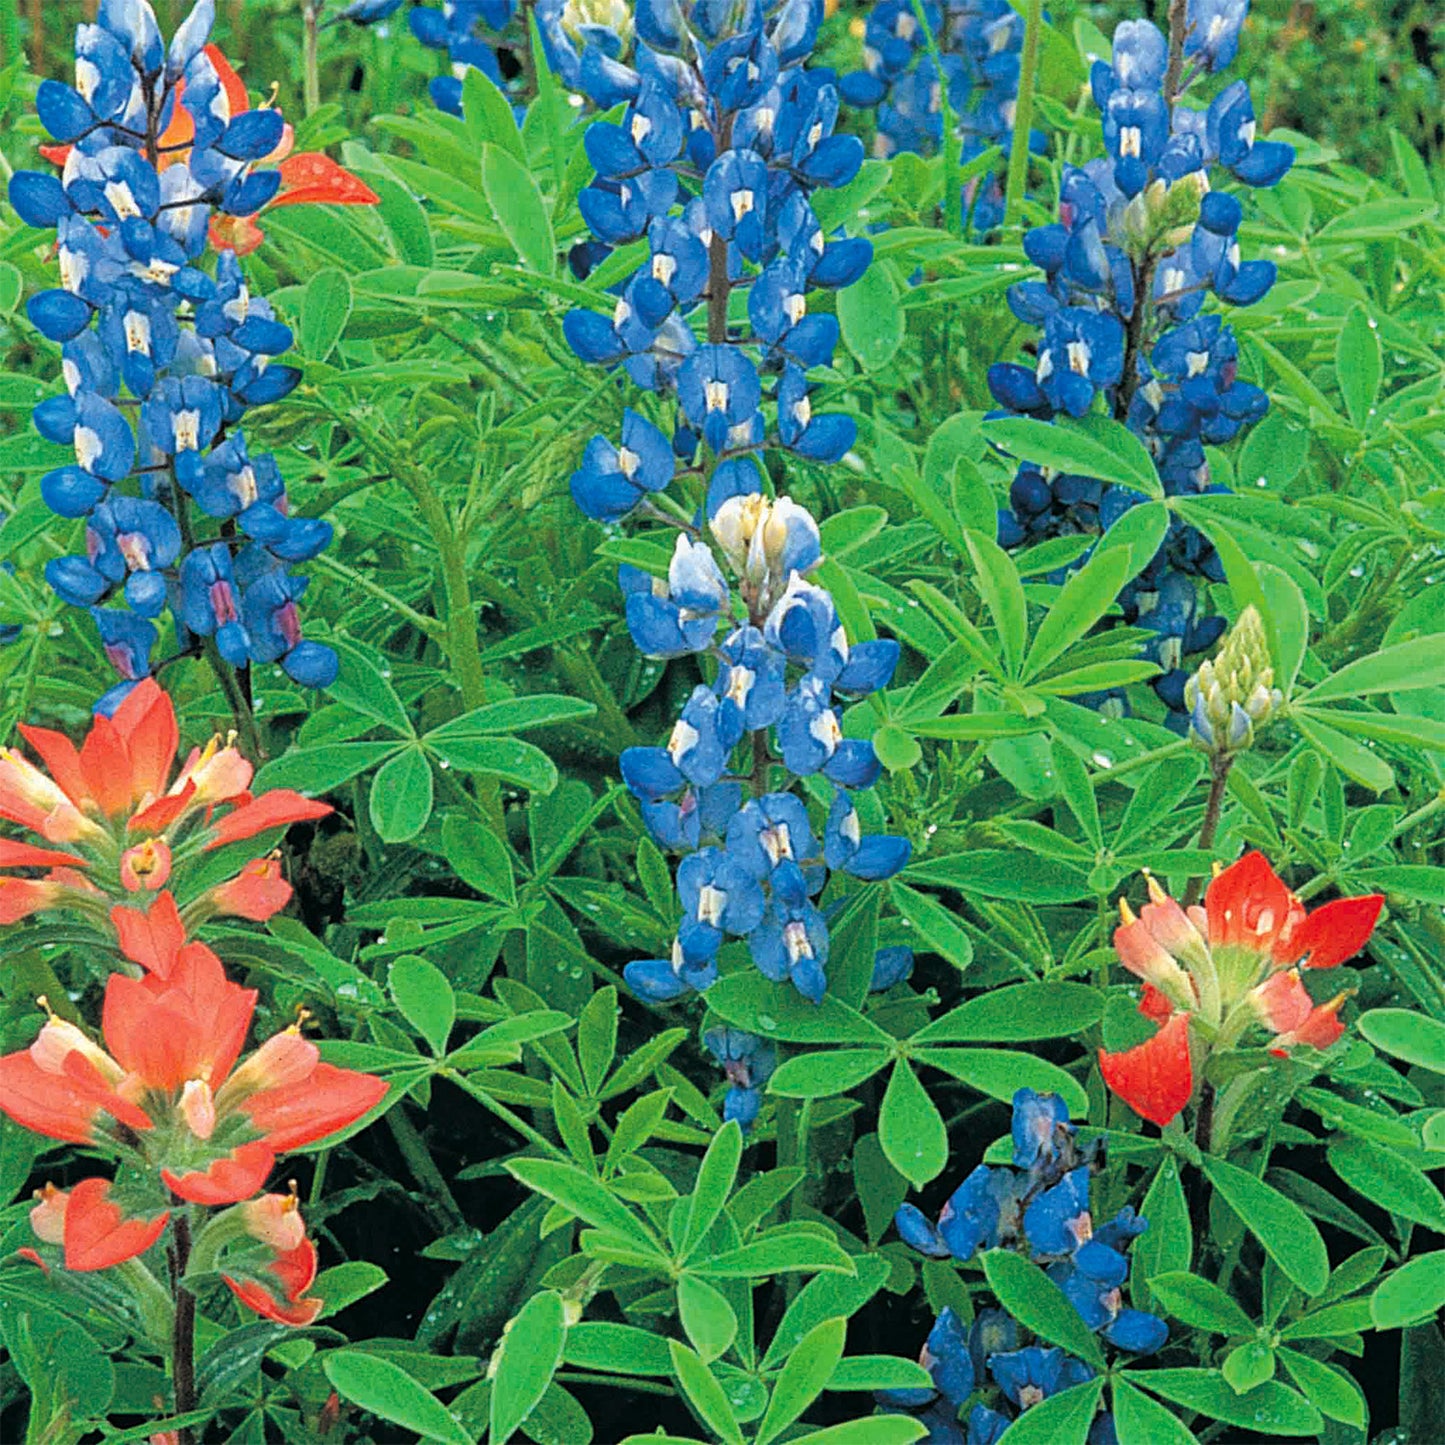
[703,1027,776,1130]
[410,0,526,115]
[990,5,1289,729]
[870,944,915,991]
[839,0,1043,232]
[561,0,909,1008]
[895,1089,1167,1354]
[9,0,333,709]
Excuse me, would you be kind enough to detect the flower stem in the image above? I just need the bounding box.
[1163,0,1190,104]
[907,0,962,233]
[169,1214,198,1445]
[1183,753,1232,907]
[302,0,322,117]
[1002,0,1044,230]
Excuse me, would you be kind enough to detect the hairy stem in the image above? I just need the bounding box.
[1163,0,1190,104]
[1183,753,1233,907]
[1003,0,1044,229]
[169,1215,198,1445]
[302,0,321,116]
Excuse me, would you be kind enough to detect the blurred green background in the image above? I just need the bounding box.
[2,0,1440,175]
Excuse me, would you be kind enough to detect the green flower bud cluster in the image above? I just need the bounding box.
[1185,605,1283,755]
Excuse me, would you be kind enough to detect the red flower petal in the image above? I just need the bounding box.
[15,723,89,810]
[129,781,195,835]
[110,679,178,807]
[1098,1012,1194,1128]
[111,891,186,978]
[63,1178,169,1272]
[1204,851,1298,955]
[272,152,380,209]
[0,839,87,870]
[0,1049,151,1143]
[1278,894,1384,970]
[210,857,293,921]
[0,877,63,925]
[162,1142,275,1206]
[205,790,331,850]
[1137,983,1174,1025]
[244,1063,388,1152]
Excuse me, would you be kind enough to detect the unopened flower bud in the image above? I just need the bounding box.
[1184,606,1282,755]
[30,1183,69,1245]
[242,1191,307,1253]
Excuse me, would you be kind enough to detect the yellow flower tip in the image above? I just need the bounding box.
[1145,874,1171,906]
[1118,897,1139,926]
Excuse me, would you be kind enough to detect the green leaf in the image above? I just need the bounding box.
[791,1420,927,1445]
[577,986,619,1096]
[0,263,21,316]
[1093,499,1170,582]
[878,1060,948,1188]
[1131,1159,1193,1313]
[889,882,974,972]
[1023,547,1134,680]
[756,1317,847,1445]
[1222,1341,1276,1394]
[1275,1348,1366,1428]
[1372,1253,1445,1330]
[1328,1137,1445,1231]
[441,812,516,904]
[430,695,597,736]
[914,982,1103,1043]
[564,1323,673,1376]
[697,1232,856,1279]
[301,268,353,363]
[839,262,905,371]
[1201,1155,1329,1296]
[768,1048,890,1099]
[1129,1369,1322,1437]
[1358,1008,1445,1074]
[981,1250,1105,1367]
[965,530,1027,677]
[669,1341,744,1445]
[369,745,435,843]
[1334,305,1382,430]
[328,640,414,734]
[1112,1378,1198,1445]
[681,1120,743,1259]
[324,1351,472,1445]
[983,415,1162,497]
[254,740,403,794]
[1257,564,1309,697]
[507,1159,663,1255]
[1304,636,1445,702]
[677,1275,738,1363]
[990,1378,1104,1445]
[389,954,455,1055]
[903,850,1093,902]
[1146,1271,1255,1336]
[313,1261,389,1319]
[425,734,558,793]
[490,1291,569,1445]
[1295,713,1394,792]
[916,1047,1088,1116]
[482,144,556,274]
[462,66,525,160]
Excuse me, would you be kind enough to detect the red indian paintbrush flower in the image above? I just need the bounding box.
[0,941,387,1268]
[221,1192,324,1326]
[0,678,329,943]
[1098,852,1383,1128]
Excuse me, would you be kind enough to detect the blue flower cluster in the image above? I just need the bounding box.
[884,1092,1167,1421]
[559,0,914,1006]
[8,0,336,712]
[409,0,524,115]
[703,1026,776,1129]
[839,0,1039,231]
[989,4,1290,726]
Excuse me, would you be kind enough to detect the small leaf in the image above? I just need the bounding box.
[681,1120,743,1259]
[1329,1137,1445,1232]
[1358,1008,1445,1074]
[301,268,352,363]
[677,1275,737,1363]
[1112,1377,1198,1445]
[669,1341,744,1445]
[325,1351,472,1445]
[1201,1155,1329,1296]
[389,954,456,1056]
[983,414,1162,497]
[482,143,556,274]
[1222,1341,1276,1395]
[1334,305,1381,429]
[981,1250,1105,1367]
[1023,547,1135,680]
[441,812,516,904]
[839,263,905,371]
[990,1378,1103,1445]
[915,982,1103,1043]
[1128,1368,1321,1437]
[490,1290,568,1445]
[756,1317,847,1444]
[1275,1348,1366,1428]
[878,1060,948,1189]
[889,882,974,972]
[1372,1252,1445,1330]
[369,745,435,843]
[1146,1271,1254,1336]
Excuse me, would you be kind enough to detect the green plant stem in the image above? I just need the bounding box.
[387,1105,467,1232]
[1182,753,1233,907]
[445,1069,570,1159]
[302,0,321,117]
[1002,0,1044,229]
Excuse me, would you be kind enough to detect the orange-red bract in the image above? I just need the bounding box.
[1098,1012,1194,1128]
[62,1178,169,1272]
